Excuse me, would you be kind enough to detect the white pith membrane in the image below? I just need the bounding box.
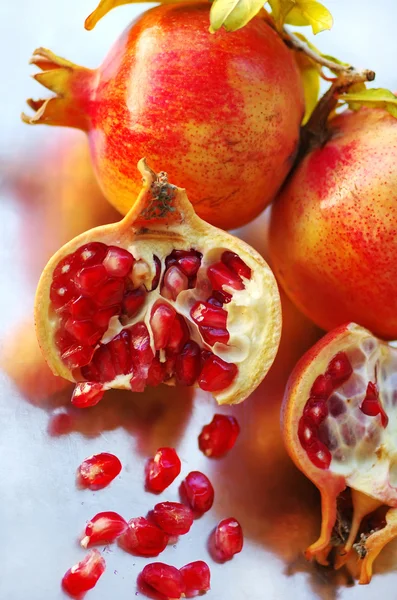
[286,323,397,583]
[36,160,281,405]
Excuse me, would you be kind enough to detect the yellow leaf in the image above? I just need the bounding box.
[210,0,266,32]
[340,88,397,119]
[285,1,333,34]
[294,51,320,124]
[85,0,179,30]
[267,0,295,31]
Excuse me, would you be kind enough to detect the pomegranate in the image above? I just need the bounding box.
[152,502,194,535]
[180,561,211,597]
[198,414,240,457]
[181,471,214,514]
[213,517,244,561]
[81,511,128,547]
[119,517,168,557]
[269,106,397,339]
[34,160,281,405]
[23,2,304,230]
[282,322,397,583]
[77,452,122,490]
[62,549,105,597]
[139,563,185,599]
[145,448,181,493]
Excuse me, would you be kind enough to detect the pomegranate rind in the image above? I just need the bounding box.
[35,159,281,405]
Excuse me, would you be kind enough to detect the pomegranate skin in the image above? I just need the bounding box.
[25,3,304,230]
[269,107,397,340]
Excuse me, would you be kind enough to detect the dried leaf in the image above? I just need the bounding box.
[210,0,266,32]
[340,88,397,118]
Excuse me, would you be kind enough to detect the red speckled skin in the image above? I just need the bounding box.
[269,107,397,340]
[86,2,304,230]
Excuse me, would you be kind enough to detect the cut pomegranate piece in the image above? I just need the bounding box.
[81,511,128,547]
[213,517,244,560]
[62,549,105,597]
[71,382,105,407]
[139,563,185,599]
[35,161,281,405]
[119,517,168,556]
[77,452,122,490]
[180,561,211,598]
[198,414,240,458]
[199,355,238,392]
[145,447,181,493]
[282,323,397,583]
[152,502,194,535]
[181,471,214,514]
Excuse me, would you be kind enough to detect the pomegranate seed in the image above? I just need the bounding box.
[180,561,211,598]
[207,262,244,291]
[167,315,189,354]
[93,304,120,328]
[62,550,105,597]
[178,255,201,277]
[198,414,240,458]
[55,329,75,353]
[147,356,167,387]
[129,322,154,391]
[212,290,232,304]
[151,255,162,290]
[81,511,128,548]
[198,355,238,392]
[119,517,168,556]
[53,254,78,279]
[140,563,185,598]
[108,329,132,375]
[175,341,201,386]
[93,345,116,382]
[122,287,146,317]
[81,361,101,382]
[77,452,122,490]
[61,344,94,369]
[150,302,176,350]
[303,398,328,427]
[310,374,334,399]
[96,278,125,306]
[199,326,229,346]
[306,439,332,469]
[214,517,243,560]
[360,381,389,427]
[222,251,251,280]
[161,266,189,300]
[326,352,353,386]
[50,277,76,310]
[152,502,194,535]
[190,301,227,329]
[145,447,181,493]
[181,471,214,514]
[207,295,223,307]
[298,416,318,450]
[75,264,108,296]
[200,349,213,367]
[71,382,105,408]
[70,296,96,319]
[103,246,134,277]
[65,318,103,346]
[75,242,108,266]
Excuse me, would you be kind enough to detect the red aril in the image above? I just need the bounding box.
[77,452,122,490]
[33,161,281,406]
[81,512,128,547]
[152,502,194,535]
[198,414,240,458]
[213,517,244,561]
[180,561,211,598]
[62,550,105,597]
[282,323,397,584]
[118,517,168,557]
[181,472,214,514]
[145,447,181,493]
[139,563,185,599]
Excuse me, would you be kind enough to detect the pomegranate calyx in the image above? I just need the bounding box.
[22,48,93,130]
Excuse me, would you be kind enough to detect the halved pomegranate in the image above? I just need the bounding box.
[35,160,281,405]
[282,323,397,584]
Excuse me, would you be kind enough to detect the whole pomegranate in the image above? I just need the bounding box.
[23,3,304,230]
[35,159,281,407]
[282,322,397,583]
[269,106,397,340]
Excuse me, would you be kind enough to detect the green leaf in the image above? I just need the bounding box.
[340,88,397,118]
[210,0,266,32]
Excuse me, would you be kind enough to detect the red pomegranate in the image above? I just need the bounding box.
[34,160,281,406]
[282,322,397,583]
[269,105,397,339]
[23,2,304,230]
